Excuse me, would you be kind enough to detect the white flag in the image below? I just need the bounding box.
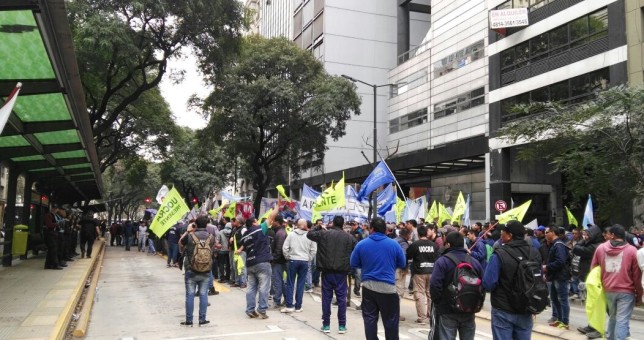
[0,83,22,135]
[156,185,169,204]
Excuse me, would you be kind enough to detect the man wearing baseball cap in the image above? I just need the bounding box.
[483,220,543,339]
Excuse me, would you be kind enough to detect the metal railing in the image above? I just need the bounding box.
[397,40,431,65]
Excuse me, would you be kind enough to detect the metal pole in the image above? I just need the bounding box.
[372,84,377,220]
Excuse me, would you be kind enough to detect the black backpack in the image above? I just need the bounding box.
[444,253,485,314]
[501,246,549,314]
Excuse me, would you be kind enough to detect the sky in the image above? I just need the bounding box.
[158,51,210,130]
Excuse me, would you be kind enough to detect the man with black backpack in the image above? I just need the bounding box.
[179,216,215,326]
[429,231,484,340]
[483,220,547,340]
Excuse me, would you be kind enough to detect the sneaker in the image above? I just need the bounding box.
[246,311,259,318]
[305,288,313,293]
[578,325,594,334]
[321,325,330,333]
[239,284,247,288]
[280,307,295,313]
[258,312,269,319]
[399,315,406,322]
[570,294,579,300]
[557,323,569,330]
[549,320,561,327]
[180,321,193,326]
[586,331,602,339]
[353,290,361,297]
[295,308,303,313]
[414,318,428,324]
[338,325,347,334]
[547,317,558,324]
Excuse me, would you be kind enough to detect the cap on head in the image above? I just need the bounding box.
[505,220,526,239]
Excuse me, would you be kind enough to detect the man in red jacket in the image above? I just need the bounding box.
[591,225,643,340]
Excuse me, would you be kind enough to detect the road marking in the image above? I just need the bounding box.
[213,281,230,293]
[169,325,283,339]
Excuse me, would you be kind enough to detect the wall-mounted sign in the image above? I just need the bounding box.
[490,8,529,29]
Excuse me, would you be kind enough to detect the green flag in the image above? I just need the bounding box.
[276,185,291,201]
[497,200,532,223]
[314,175,345,212]
[149,187,190,238]
[395,197,406,223]
[438,203,452,226]
[565,206,579,228]
[224,202,237,219]
[451,192,466,222]
[425,200,437,223]
[585,266,606,336]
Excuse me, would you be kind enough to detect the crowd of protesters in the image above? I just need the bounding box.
[50,202,644,340]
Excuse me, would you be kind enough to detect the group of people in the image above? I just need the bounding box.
[107,220,159,254]
[144,206,644,340]
[44,204,101,270]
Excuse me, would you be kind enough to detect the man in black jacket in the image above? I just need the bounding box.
[483,220,542,339]
[307,216,357,334]
[430,231,483,340]
[545,226,571,330]
[573,225,603,338]
[270,215,288,307]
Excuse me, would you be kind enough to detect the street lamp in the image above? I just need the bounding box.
[341,74,397,219]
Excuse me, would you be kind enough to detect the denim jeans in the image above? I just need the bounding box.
[305,259,313,289]
[285,260,308,309]
[167,243,179,265]
[147,238,156,254]
[353,268,362,293]
[271,262,287,305]
[570,276,580,295]
[246,262,271,314]
[124,235,133,250]
[185,270,210,322]
[439,313,476,340]
[550,279,570,325]
[491,307,533,340]
[605,291,635,340]
[138,235,146,251]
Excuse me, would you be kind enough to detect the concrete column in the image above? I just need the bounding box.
[2,167,18,266]
[489,148,512,220]
[397,2,410,57]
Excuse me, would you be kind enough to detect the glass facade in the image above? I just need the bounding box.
[434,88,486,119]
[433,40,485,78]
[389,108,428,134]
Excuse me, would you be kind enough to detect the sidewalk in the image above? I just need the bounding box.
[0,242,104,340]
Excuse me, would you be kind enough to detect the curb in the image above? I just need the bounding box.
[73,240,106,336]
[51,240,105,340]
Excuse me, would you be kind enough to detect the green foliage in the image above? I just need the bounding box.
[201,36,361,212]
[103,157,161,220]
[67,0,245,170]
[498,86,644,223]
[159,127,230,206]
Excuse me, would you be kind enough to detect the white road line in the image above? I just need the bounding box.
[169,325,284,339]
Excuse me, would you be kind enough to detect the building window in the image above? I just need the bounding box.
[391,69,428,97]
[500,8,608,74]
[389,108,428,133]
[433,40,484,78]
[434,87,486,119]
[312,40,324,60]
[500,68,609,123]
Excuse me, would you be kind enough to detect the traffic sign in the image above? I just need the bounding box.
[495,200,507,213]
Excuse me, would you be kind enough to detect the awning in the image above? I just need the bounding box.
[0,0,103,204]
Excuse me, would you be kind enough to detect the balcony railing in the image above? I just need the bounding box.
[397,40,431,66]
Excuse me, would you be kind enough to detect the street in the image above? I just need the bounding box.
[85,247,643,340]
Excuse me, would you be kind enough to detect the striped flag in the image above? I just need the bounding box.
[0,83,22,135]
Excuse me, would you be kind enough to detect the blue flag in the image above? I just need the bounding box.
[463,194,471,226]
[356,161,396,201]
[582,194,594,229]
[377,184,396,216]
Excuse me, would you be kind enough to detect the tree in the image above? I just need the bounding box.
[103,157,162,222]
[200,36,361,213]
[497,85,644,224]
[159,127,230,207]
[67,0,245,170]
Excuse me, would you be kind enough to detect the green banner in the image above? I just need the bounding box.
[149,187,190,238]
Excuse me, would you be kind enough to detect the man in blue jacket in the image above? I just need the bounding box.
[350,217,406,340]
[544,226,570,330]
[430,231,484,339]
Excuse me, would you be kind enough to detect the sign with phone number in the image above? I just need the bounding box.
[490,8,529,29]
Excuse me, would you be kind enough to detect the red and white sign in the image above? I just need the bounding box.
[495,200,508,213]
[489,8,529,29]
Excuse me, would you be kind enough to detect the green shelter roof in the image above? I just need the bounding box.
[0,0,103,204]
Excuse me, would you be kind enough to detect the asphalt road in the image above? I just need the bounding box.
[85,247,644,340]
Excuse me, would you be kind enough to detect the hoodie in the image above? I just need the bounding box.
[350,232,407,285]
[591,239,643,300]
[283,229,317,262]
